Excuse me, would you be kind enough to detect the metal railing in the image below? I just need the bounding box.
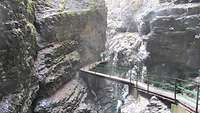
[89,63,200,113]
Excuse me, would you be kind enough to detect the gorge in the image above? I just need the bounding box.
[0,0,200,113]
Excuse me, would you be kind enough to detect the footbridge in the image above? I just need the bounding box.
[80,61,200,113]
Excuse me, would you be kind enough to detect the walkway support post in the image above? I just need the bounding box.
[174,79,177,104]
[147,77,149,93]
[136,74,139,99]
[129,72,131,83]
[196,85,199,113]
[136,75,138,95]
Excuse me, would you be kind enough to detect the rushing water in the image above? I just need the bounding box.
[100,0,200,112]
[101,0,172,113]
[104,0,140,113]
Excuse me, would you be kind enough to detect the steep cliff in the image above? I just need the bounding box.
[105,0,200,82]
[34,0,106,113]
[1,0,200,113]
[0,0,107,113]
[139,2,200,78]
[0,0,38,113]
[105,0,200,112]
[35,0,106,65]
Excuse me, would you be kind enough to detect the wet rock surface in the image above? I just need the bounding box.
[1,0,200,113]
[33,0,107,113]
[121,96,171,113]
[105,32,147,67]
[35,0,106,65]
[105,0,199,112]
[140,96,171,113]
[173,0,200,4]
[34,79,87,113]
[0,0,38,113]
[140,3,200,78]
[36,45,80,96]
[0,0,106,113]
[105,0,151,67]
[121,95,149,113]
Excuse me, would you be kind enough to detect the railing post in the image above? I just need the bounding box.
[129,72,131,83]
[136,74,138,90]
[147,77,149,93]
[174,79,177,104]
[196,85,199,113]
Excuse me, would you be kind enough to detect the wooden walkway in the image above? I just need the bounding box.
[80,61,200,113]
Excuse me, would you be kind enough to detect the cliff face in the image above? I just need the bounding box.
[1,0,200,113]
[105,0,200,79]
[35,0,106,65]
[140,2,200,78]
[0,0,38,113]
[0,0,107,113]
[34,0,106,113]
[104,0,200,112]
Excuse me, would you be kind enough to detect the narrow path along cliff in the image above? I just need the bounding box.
[0,0,200,113]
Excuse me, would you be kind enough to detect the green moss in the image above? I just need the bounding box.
[16,0,23,3]
[68,51,80,62]
[46,0,52,6]
[25,22,36,34]
[25,21,37,57]
[58,10,79,18]
[26,0,34,14]
[15,0,34,14]
[89,0,97,9]
[66,11,77,16]
[54,40,79,57]
[59,0,66,12]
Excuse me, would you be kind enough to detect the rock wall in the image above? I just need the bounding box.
[36,0,106,65]
[105,0,200,79]
[160,0,199,3]
[0,0,107,113]
[0,0,38,113]
[104,0,200,112]
[105,0,149,67]
[140,2,200,78]
[34,0,106,113]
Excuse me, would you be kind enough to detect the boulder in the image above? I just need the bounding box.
[34,79,87,113]
[140,96,171,113]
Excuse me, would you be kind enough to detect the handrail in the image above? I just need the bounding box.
[96,63,200,85]
[146,76,199,85]
[82,61,200,113]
